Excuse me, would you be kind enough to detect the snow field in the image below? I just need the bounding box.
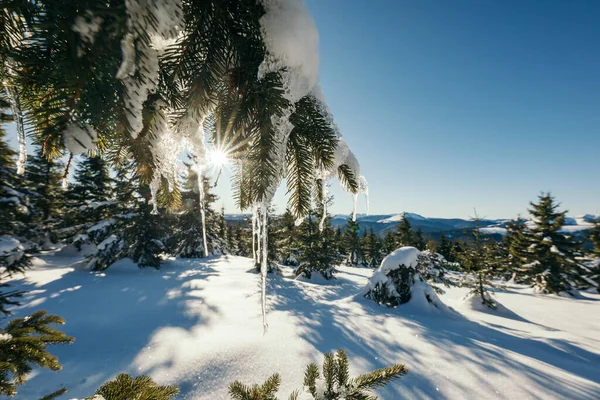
[5,253,600,399]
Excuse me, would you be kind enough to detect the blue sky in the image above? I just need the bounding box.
[293,0,600,218]
[5,1,599,219]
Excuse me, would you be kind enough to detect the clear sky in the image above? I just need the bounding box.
[5,1,600,219]
[291,0,599,219]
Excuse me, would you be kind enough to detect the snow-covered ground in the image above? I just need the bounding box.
[5,253,600,399]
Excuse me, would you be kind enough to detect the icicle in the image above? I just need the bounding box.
[150,179,159,215]
[352,193,358,222]
[359,175,369,215]
[319,178,327,231]
[196,169,209,257]
[260,201,269,334]
[6,86,26,175]
[61,154,73,190]
[251,206,258,263]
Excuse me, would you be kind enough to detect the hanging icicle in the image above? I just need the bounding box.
[352,193,358,222]
[319,178,328,231]
[252,205,259,264]
[260,202,269,334]
[149,178,159,215]
[359,175,369,215]
[6,86,26,175]
[195,167,209,258]
[60,154,73,190]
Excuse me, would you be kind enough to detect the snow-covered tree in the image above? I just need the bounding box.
[364,247,453,308]
[4,0,365,329]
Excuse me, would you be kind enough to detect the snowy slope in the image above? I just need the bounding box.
[5,254,600,399]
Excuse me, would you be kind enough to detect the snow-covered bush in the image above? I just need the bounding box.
[0,235,31,273]
[364,247,452,308]
[229,349,407,400]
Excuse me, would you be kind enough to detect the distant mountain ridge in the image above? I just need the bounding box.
[225,211,598,239]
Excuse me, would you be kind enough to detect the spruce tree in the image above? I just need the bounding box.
[125,201,167,269]
[363,228,383,267]
[438,234,453,262]
[414,228,426,251]
[456,212,498,308]
[295,205,339,280]
[275,209,299,265]
[381,230,398,256]
[22,154,65,248]
[61,156,114,248]
[396,215,414,247]
[520,193,588,294]
[343,217,362,265]
[0,122,28,237]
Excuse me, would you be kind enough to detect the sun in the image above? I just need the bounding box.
[207,148,231,169]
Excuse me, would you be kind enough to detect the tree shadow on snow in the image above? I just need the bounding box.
[267,274,600,400]
[5,255,224,399]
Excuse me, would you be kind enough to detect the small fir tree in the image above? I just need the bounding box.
[456,212,498,309]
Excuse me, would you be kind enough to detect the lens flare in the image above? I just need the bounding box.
[207,148,230,168]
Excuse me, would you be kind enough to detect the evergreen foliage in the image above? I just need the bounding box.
[0,311,73,397]
[229,373,284,400]
[512,194,590,294]
[20,154,65,248]
[414,228,426,251]
[363,228,383,267]
[229,349,407,400]
[396,216,415,247]
[381,230,397,256]
[87,373,179,400]
[295,206,339,280]
[125,202,166,269]
[342,217,362,265]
